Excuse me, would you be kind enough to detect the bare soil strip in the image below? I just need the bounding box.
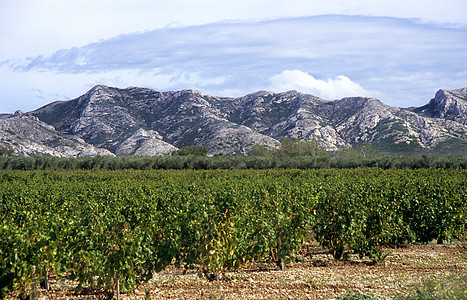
[10,244,467,300]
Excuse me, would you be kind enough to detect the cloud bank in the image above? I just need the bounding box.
[1,15,466,112]
[269,70,371,99]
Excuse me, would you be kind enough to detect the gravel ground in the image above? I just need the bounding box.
[9,243,467,300]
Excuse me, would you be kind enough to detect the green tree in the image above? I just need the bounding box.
[275,138,326,157]
[352,142,382,158]
[172,145,209,156]
[249,145,271,156]
[335,142,382,160]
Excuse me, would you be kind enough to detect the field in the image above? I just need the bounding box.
[1,168,466,299]
[25,243,467,300]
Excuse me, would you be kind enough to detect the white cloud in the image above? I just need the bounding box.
[1,0,466,59]
[268,70,371,99]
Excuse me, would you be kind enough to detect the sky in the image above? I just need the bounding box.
[0,0,466,113]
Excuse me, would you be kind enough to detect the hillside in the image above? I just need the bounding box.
[0,85,466,156]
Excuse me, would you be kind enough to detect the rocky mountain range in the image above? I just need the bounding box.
[1,85,466,157]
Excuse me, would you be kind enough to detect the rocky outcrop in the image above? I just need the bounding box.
[413,88,467,125]
[115,128,177,156]
[0,85,465,157]
[215,90,467,154]
[0,112,113,157]
[32,86,280,156]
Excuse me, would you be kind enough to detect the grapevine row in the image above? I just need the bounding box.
[0,168,465,299]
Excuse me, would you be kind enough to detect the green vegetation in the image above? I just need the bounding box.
[0,168,465,299]
[337,290,378,300]
[335,142,383,159]
[430,138,467,156]
[0,152,466,170]
[2,138,467,170]
[249,138,327,157]
[171,145,209,156]
[397,274,467,300]
[0,146,15,157]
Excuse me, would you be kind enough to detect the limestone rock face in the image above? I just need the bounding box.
[0,113,113,157]
[32,86,280,156]
[413,88,467,125]
[115,128,178,156]
[0,85,465,157]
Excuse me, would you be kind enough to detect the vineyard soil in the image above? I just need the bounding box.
[9,243,466,300]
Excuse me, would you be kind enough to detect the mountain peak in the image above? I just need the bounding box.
[86,84,112,94]
[414,88,467,124]
[180,89,205,95]
[2,86,465,157]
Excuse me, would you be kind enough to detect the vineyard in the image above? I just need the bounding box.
[0,168,466,299]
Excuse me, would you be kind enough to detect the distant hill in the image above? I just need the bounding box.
[1,85,466,156]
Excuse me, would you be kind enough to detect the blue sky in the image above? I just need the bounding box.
[1,0,466,113]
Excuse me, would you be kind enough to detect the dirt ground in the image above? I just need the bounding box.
[11,243,467,300]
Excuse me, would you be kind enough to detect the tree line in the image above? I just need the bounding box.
[0,140,466,170]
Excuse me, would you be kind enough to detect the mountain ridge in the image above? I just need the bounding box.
[1,85,466,157]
